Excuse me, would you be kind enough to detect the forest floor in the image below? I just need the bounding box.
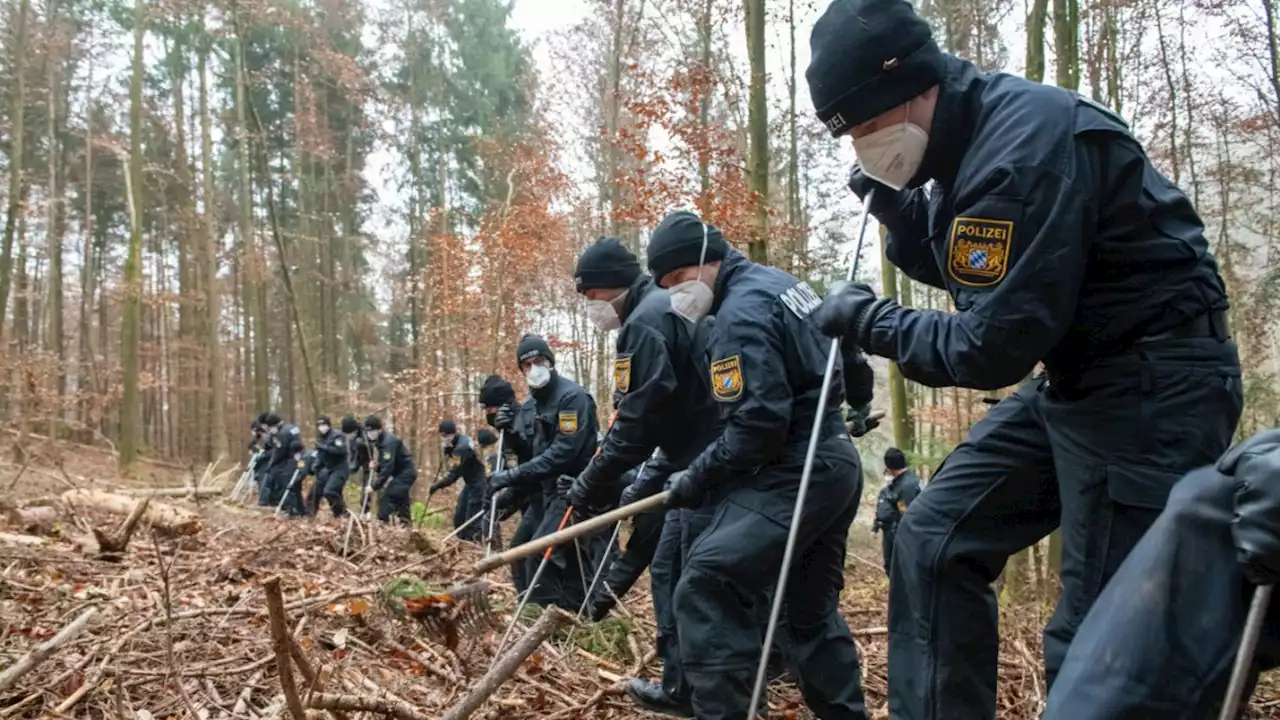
[1,442,1279,719]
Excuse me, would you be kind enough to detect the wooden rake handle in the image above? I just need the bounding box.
[473,492,667,574]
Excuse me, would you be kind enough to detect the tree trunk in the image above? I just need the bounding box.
[198,37,227,462]
[1052,0,1080,89]
[236,30,269,412]
[46,0,66,438]
[120,0,146,473]
[0,0,33,332]
[744,0,769,263]
[1025,0,1050,83]
[879,228,913,450]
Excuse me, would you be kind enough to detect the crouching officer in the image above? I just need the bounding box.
[804,0,1242,716]
[363,415,417,522]
[1043,429,1280,719]
[263,414,307,516]
[872,448,920,576]
[308,415,350,517]
[487,335,602,610]
[430,419,487,541]
[647,210,870,719]
[562,235,727,716]
[479,373,541,590]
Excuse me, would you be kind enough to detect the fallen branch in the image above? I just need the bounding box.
[309,692,434,720]
[440,607,575,720]
[117,486,227,498]
[93,495,150,560]
[0,606,99,692]
[264,576,307,720]
[0,532,46,546]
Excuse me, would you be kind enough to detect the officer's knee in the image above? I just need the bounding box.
[1164,466,1231,526]
[891,498,946,574]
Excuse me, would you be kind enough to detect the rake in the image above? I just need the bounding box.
[400,579,500,651]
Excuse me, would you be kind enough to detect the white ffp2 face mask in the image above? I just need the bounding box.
[526,364,552,390]
[586,290,627,332]
[669,222,714,323]
[852,104,929,191]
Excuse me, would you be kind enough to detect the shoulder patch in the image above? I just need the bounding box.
[710,355,744,402]
[449,455,461,468]
[779,281,823,320]
[614,357,632,393]
[289,426,300,435]
[382,451,392,460]
[558,412,579,434]
[334,437,344,447]
[948,217,1013,287]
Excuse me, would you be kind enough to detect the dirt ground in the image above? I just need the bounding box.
[1,442,1278,718]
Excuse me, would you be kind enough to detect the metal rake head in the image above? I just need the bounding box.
[402,579,496,650]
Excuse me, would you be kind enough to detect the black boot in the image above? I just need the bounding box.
[625,678,694,718]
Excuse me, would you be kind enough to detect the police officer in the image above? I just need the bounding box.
[487,334,602,610]
[647,210,870,719]
[560,235,729,715]
[263,414,307,517]
[872,447,920,576]
[341,416,374,515]
[479,373,541,590]
[430,419,487,541]
[803,0,1242,716]
[477,428,500,472]
[308,414,351,518]
[363,415,417,523]
[249,414,272,506]
[1042,429,1280,718]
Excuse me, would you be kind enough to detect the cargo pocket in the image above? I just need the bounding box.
[1096,463,1184,595]
[1139,352,1243,469]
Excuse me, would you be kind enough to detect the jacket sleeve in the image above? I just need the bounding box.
[865,164,1088,390]
[581,323,674,487]
[843,347,875,409]
[442,442,476,486]
[875,188,947,290]
[319,434,347,464]
[284,427,304,457]
[510,390,597,489]
[395,440,417,483]
[687,303,793,486]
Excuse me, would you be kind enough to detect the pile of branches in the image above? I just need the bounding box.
[2,479,1279,719]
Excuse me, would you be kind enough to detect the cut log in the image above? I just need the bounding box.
[439,608,574,720]
[116,486,227,498]
[2,505,57,535]
[59,489,201,536]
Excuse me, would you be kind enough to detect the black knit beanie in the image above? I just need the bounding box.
[645,211,729,280]
[477,428,497,447]
[478,374,517,407]
[363,415,383,430]
[438,419,457,435]
[575,237,642,293]
[264,413,282,426]
[806,0,945,136]
[341,416,360,433]
[515,334,555,367]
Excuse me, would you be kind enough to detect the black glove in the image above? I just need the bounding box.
[847,163,890,203]
[588,591,617,622]
[664,470,705,510]
[493,487,521,513]
[428,480,448,495]
[493,404,516,431]
[488,469,516,498]
[845,404,881,438]
[618,482,640,507]
[1226,430,1280,585]
[815,281,888,348]
[370,477,387,492]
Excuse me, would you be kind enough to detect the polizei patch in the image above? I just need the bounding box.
[710,355,744,402]
[558,412,579,434]
[614,357,632,393]
[948,216,1013,287]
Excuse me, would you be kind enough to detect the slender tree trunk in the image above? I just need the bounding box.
[744,0,769,263]
[1052,0,1080,89]
[0,0,33,332]
[235,29,269,411]
[78,76,95,430]
[198,38,227,462]
[879,227,913,451]
[120,0,146,472]
[47,0,65,438]
[1026,0,1050,83]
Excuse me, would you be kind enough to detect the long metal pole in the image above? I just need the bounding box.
[1219,584,1273,720]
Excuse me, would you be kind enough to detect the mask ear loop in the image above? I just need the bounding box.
[696,222,709,283]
